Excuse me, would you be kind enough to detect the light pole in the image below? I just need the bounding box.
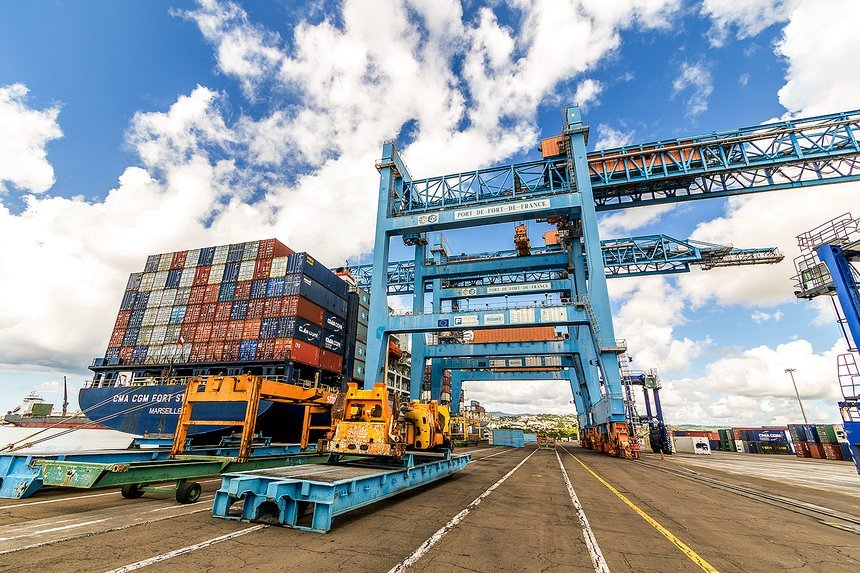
[784,368,809,424]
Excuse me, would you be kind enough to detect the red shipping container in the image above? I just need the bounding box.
[194,323,212,342]
[234,280,251,301]
[792,440,810,458]
[114,310,131,330]
[259,238,293,258]
[808,443,824,459]
[822,443,844,461]
[263,298,282,318]
[243,319,262,339]
[119,346,134,362]
[207,342,223,361]
[171,251,187,269]
[319,349,343,373]
[189,286,206,305]
[471,327,557,343]
[193,266,211,287]
[284,338,320,367]
[226,320,243,341]
[247,299,265,319]
[254,258,272,280]
[211,321,229,342]
[189,343,204,361]
[222,342,240,361]
[203,284,220,304]
[109,328,126,347]
[274,338,290,359]
[215,302,232,322]
[200,303,217,323]
[282,296,325,325]
[185,304,202,323]
[258,339,275,360]
[180,322,196,342]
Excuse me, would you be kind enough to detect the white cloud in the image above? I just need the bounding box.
[573,78,603,109]
[751,309,783,323]
[671,61,713,117]
[0,0,685,377]
[662,339,844,425]
[598,203,675,236]
[0,84,62,194]
[466,379,577,415]
[592,123,634,151]
[701,0,799,47]
[775,0,860,116]
[738,72,750,87]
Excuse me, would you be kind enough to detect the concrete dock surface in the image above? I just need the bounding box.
[0,444,857,573]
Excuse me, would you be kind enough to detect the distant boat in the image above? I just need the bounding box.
[4,385,107,430]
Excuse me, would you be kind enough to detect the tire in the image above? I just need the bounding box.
[121,484,144,499]
[175,481,202,504]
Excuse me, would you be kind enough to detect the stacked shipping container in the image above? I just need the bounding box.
[105,240,351,375]
[789,424,854,462]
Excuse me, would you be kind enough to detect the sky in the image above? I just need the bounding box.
[0,0,858,426]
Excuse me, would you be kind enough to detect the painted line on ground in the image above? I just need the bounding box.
[0,478,222,511]
[0,518,108,542]
[0,505,211,555]
[103,524,267,573]
[555,450,610,573]
[386,449,538,573]
[560,447,720,573]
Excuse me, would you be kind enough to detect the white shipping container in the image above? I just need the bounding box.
[137,327,153,346]
[161,289,177,307]
[270,257,288,277]
[674,436,711,455]
[148,290,164,308]
[179,269,194,288]
[238,260,255,281]
[139,272,156,292]
[145,346,163,364]
[243,240,259,261]
[175,287,191,305]
[155,307,172,325]
[142,308,158,327]
[209,264,225,284]
[213,245,229,264]
[165,324,181,344]
[151,325,167,345]
[184,249,201,268]
[154,271,169,290]
[157,254,172,272]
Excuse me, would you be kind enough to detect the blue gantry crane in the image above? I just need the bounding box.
[363,106,860,459]
[794,213,860,472]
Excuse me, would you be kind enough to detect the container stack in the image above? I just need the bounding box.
[789,424,812,458]
[469,326,558,344]
[337,280,369,388]
[816,424,850,461]
[718,429,736,452]
[105,240,352,376]
[672,430,721,452]
[441,369,452,406]
[731,427,792,455]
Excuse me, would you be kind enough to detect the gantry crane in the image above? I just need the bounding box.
[793,213,860,472]
[363,107,860,459]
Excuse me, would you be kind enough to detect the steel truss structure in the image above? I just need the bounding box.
[364,106,860,459]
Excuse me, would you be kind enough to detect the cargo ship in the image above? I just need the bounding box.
[80,238,388,440]
[4,391,104,429]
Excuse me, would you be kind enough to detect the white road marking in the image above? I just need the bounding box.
[0,519,108,542]
[386,449,538,573]
[103,524,267,573]
[555,450,611,573]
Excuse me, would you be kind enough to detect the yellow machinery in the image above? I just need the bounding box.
[320,383,452,458]
[172,375,339,462]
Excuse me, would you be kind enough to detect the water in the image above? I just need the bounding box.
[0,425,137,453]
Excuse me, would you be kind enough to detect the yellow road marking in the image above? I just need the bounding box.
[561,447,720,573]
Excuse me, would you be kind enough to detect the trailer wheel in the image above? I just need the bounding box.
[121,484,144,499]
[176,481,202,504]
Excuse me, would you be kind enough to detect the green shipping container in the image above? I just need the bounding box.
[29,403,53,417]
[816,424,839,444]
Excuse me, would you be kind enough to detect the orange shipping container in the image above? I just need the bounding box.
[539,135,565,158]
[470,327,557,344]
[171,251,187,269]
[234,280,251,301]
[242,319,262,339]
[226,320,243,341]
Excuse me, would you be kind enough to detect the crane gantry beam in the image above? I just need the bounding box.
[348,234,783,294]
[393,109,860,216]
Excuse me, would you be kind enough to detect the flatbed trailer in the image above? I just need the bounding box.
[212,451,471,532]
[0,443,311,500]
[33,451,330,504]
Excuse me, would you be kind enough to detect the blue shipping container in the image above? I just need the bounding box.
[230,300,248,320]
[492,429,525,448]
[166,269,182,289]
[250,279,267,300]
[287,253,349,299]
[322,332,344,354]
[197,247,215,266]
[218,282,236,302]
[324,312,345,335]
[747,429,788,443]
[804,425,821,444]
[239,339,258,360]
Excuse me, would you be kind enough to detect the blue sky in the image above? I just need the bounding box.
[0,0,857,425]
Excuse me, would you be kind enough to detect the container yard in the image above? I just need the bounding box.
[3,4,860,571]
